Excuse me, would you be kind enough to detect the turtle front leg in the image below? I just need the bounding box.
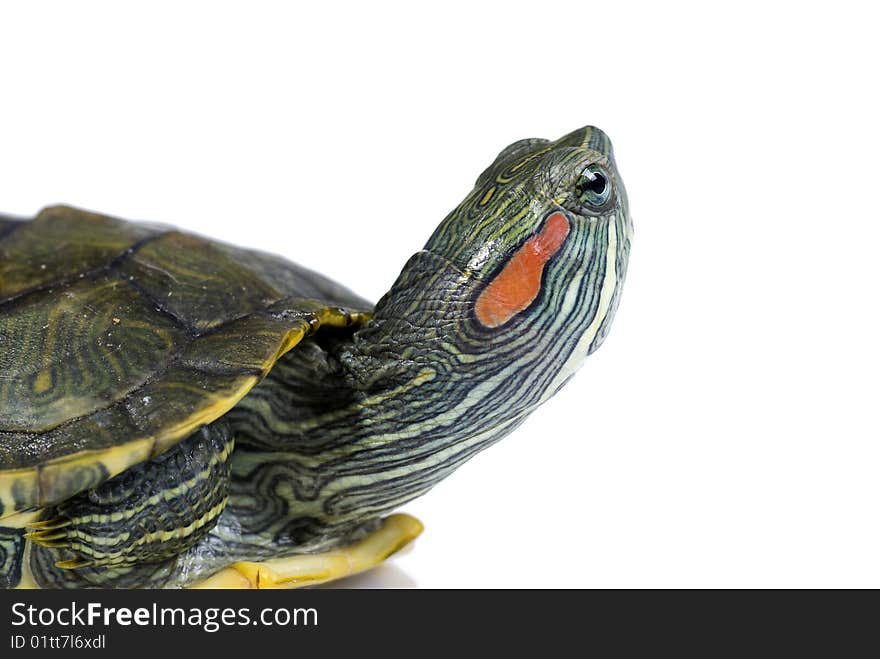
[26,422,233,587]
[190,513,422,589]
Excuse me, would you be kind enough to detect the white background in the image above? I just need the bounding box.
[1,2,878,588]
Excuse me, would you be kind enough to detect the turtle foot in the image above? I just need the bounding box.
[189,514,423,589]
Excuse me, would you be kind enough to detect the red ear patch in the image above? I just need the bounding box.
[475,212,570,328]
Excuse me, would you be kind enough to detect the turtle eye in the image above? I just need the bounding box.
[575,164,612,208]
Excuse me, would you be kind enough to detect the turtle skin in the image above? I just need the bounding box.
[0,205,371,520]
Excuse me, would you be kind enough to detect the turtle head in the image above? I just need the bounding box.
[356,125,631,413]
[424,125,631,345]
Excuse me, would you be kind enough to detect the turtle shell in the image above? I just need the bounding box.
[0,205,371,520]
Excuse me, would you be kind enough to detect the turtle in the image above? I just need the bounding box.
[0,125,632,589]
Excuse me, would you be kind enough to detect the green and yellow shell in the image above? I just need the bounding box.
[0,205,370,519]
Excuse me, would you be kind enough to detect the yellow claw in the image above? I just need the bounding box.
[25,531,69,545]
[24,518,71,530]
[53,558,94,570]
[190,513,423,589]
